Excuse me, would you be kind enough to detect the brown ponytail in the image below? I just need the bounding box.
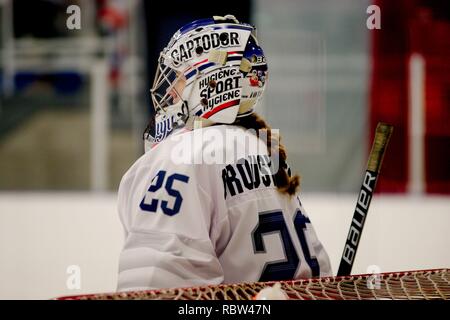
[234,113,300,196]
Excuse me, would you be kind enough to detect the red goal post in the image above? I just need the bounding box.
[56,268,449,300]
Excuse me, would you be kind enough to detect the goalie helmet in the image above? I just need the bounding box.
[144,15,268,151]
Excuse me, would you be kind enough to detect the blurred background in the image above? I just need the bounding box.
[0,0,448,299]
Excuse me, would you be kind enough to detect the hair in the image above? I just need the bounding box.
[234,113,300,196]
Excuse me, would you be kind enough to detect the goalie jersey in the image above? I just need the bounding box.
[117,125,332,291]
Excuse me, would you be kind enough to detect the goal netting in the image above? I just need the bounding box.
[58,268,449,300]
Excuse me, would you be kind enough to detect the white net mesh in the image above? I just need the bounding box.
[58,269,449,300]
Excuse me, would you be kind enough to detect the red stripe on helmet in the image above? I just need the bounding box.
[193,58,208,67]
[202,99,240,119]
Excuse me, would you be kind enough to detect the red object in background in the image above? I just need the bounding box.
[419,18,450,194]
[97,0,128,31]
[369,0,412,193]
[370,0,450,194]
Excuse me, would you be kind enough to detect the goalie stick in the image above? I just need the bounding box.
[337,122,393,276]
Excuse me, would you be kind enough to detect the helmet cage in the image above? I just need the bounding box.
[151,53,186,113]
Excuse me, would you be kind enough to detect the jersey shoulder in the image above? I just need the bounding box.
[119,124,268,193]
[182,124,269,164]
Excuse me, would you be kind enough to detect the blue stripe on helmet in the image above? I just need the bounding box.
[224,25,254,31]
[198,62,215,72]
[179,18,215,35]
[185,69,197,80]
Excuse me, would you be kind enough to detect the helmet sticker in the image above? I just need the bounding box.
[199,68,241,113]
[170,31,241,64]
[249,69,267,88]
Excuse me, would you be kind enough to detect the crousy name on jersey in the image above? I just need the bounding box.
[221,155,291,199]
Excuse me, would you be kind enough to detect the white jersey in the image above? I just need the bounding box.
[117,124,332,291]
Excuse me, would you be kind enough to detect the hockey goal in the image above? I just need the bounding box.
[57,269,449,300]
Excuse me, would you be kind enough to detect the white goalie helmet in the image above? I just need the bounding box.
[144,15,268,150]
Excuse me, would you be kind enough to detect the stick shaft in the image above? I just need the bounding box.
[337,123,393,276]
